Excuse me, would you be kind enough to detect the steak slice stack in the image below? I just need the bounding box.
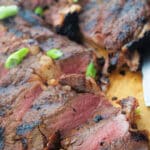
[61,97,149,150]
[39,0,150,72]
[79,0,150,72]
[0,1,149,150]
[80,0,150,51]
[0,12,98,149]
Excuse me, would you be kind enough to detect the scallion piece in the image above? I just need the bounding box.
[5,48,29,69]
[0,5,19,20]
[73,0,79,3]
[34,6,43,16]
[86,61,97,78]
[135,108,141,115]
[46,49,63,60]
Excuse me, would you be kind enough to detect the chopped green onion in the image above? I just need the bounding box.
[0,5,19,20]
[73,0,79,3]
[135,107,141,115]
[46,49,63,60]
[86,61,97,78]
[34,6,43,16]
[5,48,29,69]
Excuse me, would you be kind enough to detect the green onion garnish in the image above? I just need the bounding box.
[135,108,141,115]
[0,5,19,20]
[5,48,29,69]
[46,49,63,60]
[73,0,79,3]
[34,6,43,16]
[86,61,97,78]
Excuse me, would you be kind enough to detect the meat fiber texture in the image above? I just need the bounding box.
[0,6,96,149]
[0,1,149,150]
[79,0,150,72]
[80,0,150,51]
[61,97,149,150]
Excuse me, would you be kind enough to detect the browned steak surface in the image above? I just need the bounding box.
[40,34,93,75]
[0,16,96,150]
[61,97,149,150]
[80,0,150,51]
[21,0,57,9]
[0,1,149,150]
[1,85,75,149]
[0,83,110,150]
[0,0,18,5]
[59,74,100,93]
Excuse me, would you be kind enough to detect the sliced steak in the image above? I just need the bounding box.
[43,2,82,43]
[0,84,75,150]
[40,34,94,75]
[0,53,61,87]
[0,83,43,150]
[59,74,100,93]
[0,82,42,122]
[21,0,57,10]
[80,0,150,51]
[38,90,117,149]
[79,0,150,72]
[14,85,76,150]
[0,0,19,5]
[0,31,93,86]
[0,84,98,149]
[61,97,149,150]
[1,81,116,150]
[1,9,52,41]
[0,30,61,86]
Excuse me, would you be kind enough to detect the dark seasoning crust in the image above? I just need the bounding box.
[0,0,149,150]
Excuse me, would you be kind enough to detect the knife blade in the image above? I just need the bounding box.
[142,50,150,106]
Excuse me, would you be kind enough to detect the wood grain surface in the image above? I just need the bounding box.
[106,70,150,137]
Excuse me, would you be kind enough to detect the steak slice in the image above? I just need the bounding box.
[0,30,94,86]
[1,84,75,150]
[59,74,100,93]
[0,81,43,123]
[37,87,118,149]
[1,9,52,41]
[0,84,99,149]
[0,29,61,86]
[0,0,18,5]
[0,52,60,87]
[1,81,116,150]
[21,0,58,10]
[61,97,149,150]
[79,0,150,72]
[80,0,150,51]
[0,83,43,150]
[40,34,94,75]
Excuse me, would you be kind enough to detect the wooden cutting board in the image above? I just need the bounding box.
[96,48,150,138]
[106,70,150,137]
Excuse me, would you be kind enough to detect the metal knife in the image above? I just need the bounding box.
[142,50,150,106]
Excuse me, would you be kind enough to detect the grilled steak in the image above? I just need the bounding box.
[21,0,59,10]
[61,97,149,150]
[79,0,150,72]
[40,34,93,75]
[59,74,100,93]
[41,0,150,72]
[80,0,150,51]
[0,1,149,150]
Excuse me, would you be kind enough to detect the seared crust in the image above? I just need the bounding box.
[80,0,150,51]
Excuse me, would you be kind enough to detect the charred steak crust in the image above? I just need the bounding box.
[80,0,150,51]
[61,97,149,150]
[0,1,149,150]
[0,127,4,150]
